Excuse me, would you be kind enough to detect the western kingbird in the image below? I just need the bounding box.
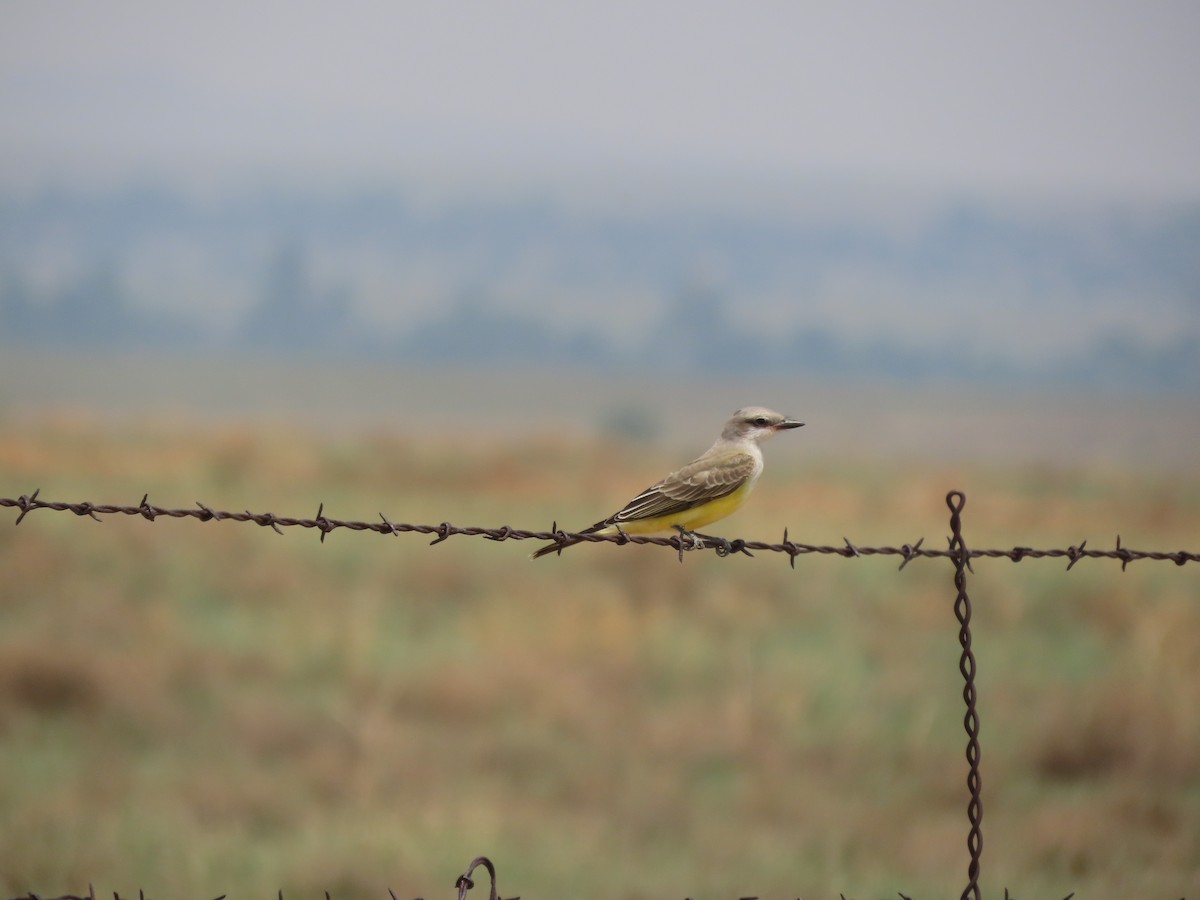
[531,406,803,559]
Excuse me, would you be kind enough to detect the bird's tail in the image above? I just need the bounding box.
[529,536,585,560]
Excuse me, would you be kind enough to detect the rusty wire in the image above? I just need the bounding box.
[3,489,1197,900]
[453,857,515,900]
[3,855,518,900]
[947,491,982,900]
[0,856,1085,900]
[1,490,1196,569]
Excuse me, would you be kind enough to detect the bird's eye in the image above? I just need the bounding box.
[753,417,768,427]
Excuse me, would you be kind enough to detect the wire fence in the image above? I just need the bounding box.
[4,488,1196,568]
[2,856,511,900]
[2,488,1197,900]
[1,856,508,900]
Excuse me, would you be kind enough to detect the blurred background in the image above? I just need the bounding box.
[1,2,1198,897]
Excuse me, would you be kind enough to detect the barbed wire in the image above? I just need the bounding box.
[2,490,1196,568]
[2,853,515,900]
[3,854,1085,900]
[4,488,1197,900]
[947,492,982,900]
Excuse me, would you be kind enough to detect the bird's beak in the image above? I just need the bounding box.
[776,418,805,430]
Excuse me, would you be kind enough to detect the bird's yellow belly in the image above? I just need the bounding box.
[599,482,753,536]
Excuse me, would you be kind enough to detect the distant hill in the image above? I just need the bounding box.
[1,183,1197,390]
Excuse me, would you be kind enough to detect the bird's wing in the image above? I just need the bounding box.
[590,451,758,528]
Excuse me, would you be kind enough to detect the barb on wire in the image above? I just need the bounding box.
[2,491,1196,569]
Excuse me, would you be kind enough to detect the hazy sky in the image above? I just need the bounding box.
[3,1,1199,199]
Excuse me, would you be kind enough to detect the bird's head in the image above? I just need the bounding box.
[723,406,805,443]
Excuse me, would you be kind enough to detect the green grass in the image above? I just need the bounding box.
[1,418,1198,898]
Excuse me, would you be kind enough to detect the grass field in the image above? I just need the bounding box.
[1,409,1198,898]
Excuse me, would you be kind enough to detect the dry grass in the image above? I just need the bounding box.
[0,416,1198,898]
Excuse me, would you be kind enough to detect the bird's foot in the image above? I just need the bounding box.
[671,525,708,551]
[671,526,753,558]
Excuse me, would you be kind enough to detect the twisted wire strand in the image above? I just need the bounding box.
[2,491,1196,568]
[947,491,982,900]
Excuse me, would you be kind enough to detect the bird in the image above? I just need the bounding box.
[531,406,804,559]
